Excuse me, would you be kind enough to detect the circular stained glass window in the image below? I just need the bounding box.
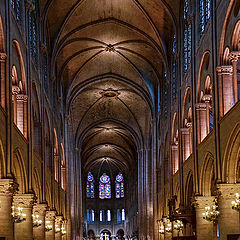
[100,173,110,183]
[87,172,94,182]
[116,173,123,182]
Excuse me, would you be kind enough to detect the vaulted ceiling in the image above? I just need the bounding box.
[42,0,179,176]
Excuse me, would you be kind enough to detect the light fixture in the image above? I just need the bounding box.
[173,220,184,231]
[202,199,219,222]
[105,44,115,52]
[32,214,42,228]
[55,224,61,233]
[165,219,172,233]
[11,206,26,223]
[45,220,53,232]
[232,193,240,211]
[61,226,67,235]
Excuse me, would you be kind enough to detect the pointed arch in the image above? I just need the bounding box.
[0,15,5,52]
[33,167,42,203]
[0,138,5,178]
[232,20,240,51]
[182,87,191,125]
[223,123,240,183]
[185,171,194,207]
[13,148,27,193]
[200,152,214,196]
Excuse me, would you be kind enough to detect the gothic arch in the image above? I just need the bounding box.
[182,87,191,125]
[200,152,214,196]
[231,19,240,51]
[12,40,26,94]
[223,122,240,183]
[45,182,52,208]
[13,148,27,193]
[0,138,5,178]
[0,15,5,52]
[33,168,42,203]
[185,171,194,207]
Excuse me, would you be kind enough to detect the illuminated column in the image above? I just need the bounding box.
[181,127,190,161]
[16,94,28,137]
[216,66,233,115]
[13,194,35,240]
[55,215,63,240]
[194,196,216,240]
[195,103,207,143]
[0,179,17,240]
[171,144,179,174]
[217,184,240,240]
[33,203,48,240]
[229,52,240,103]
[45,210,56,240]
[202,94,212,135]
[0,52,7,108]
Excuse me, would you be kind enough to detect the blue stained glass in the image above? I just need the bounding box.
[99,173,111,199]
[199,0,211,37]
[87,172,95,198]
[115,173,124,198]
[11,0,21,25]
[172,35,176,54]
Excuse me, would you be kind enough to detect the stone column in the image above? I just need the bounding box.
[33,203,48,240]
[217,184,240,240]
[181,127,190,161]
[0,179,17,240]
[216,66,234,115]
[195,103,207,143]
[0,52,7,108]
[45,210,56,240]
[194,196,217,240]
[13,193,35,240]
[229,51,240,103]
[55,215,63,240]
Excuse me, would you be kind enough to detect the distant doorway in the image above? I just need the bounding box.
[88,229,95,240]
[100,230,111,240]
[117,229,125,239]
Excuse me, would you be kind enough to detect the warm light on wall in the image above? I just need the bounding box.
[173,220,184,231]
[45,220,53,232]
[32,214,42,227]
[202,199,219,222]
[11,206,26,223]
[232,193,240,211]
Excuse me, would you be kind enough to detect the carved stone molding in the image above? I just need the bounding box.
[0,52,7,62]
[13,193,36,208]
[55,215,63,224]
[216,183,240,199]
[33,203,48,215]
[216,65,233,74]
[0,179,18,195]
[229,51,240,62]
[46,210,56,221]
[16,94,28,101]
[193,196,216,209]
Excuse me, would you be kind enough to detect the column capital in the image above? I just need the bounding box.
[16,94,28,101]
[25,0,34,12]
[216,183,240,199]
[195,102,207,109]
[229,51,240,62]
[55,215,63,224]
[13,193,36,208]
[216,65,233,74]
[0,179,18,195]
[46,210,56,221]
[0,52,7,62]
[192,196,216,209]
[33,203,48,215]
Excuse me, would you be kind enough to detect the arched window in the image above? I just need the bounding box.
[87,209,94,224]
[117,209,125,223]
[86,172,95,199]
[199,0,211,37]
[99,173,111,199]
[163,72,168,119]
[183,0,192,73]
[10,0,21,25]
[115,173,124,198]
[107,209,111,222]
[100,210,104,222]
[29,0,38,66]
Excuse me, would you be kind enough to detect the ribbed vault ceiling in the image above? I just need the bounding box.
[43,0,178,176]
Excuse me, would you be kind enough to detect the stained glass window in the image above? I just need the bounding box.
[11,0,21,25]
[172,35,177,101]
[115,173,124,198]
[87,209,94,224]
[99,173,111,199]
[86,172,95,198]
[200,0,211,37]
[29,1,38,66]
[183,0,192,73]
[107,210,111,222]
[100,210,104,222]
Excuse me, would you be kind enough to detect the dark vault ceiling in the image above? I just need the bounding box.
[42,0,179,176]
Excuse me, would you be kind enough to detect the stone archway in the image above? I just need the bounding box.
[100,230,111,240]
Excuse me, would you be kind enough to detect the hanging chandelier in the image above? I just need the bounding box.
[232,193,240,211]
[202,199,219,223]
[32,214,42,227]
[11,206,26,223]
[173,220,184,231]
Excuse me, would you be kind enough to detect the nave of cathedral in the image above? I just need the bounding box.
[0,0,240,239]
